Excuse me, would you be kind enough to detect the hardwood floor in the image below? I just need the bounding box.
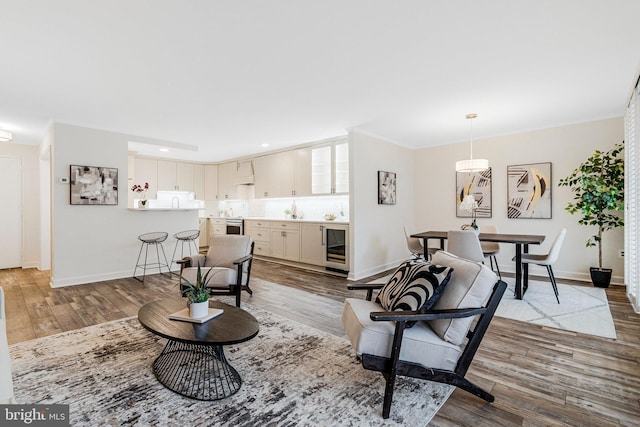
[2,261,639,426]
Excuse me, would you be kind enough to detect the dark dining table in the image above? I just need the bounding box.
[411,231,546,299]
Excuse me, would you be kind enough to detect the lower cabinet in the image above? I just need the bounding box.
[270,222,300,261]
[245,220,271,257]
[300,223,325,266]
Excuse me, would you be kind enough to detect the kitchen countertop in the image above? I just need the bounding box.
[128,208,202,211]
[243,217,349,224]
[205,216,348,224]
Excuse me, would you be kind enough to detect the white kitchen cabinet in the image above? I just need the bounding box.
[204,164,218,201]
[218,162,238,200]
[245,219,271,256]
[157,160,196,192]
[312,140,349,195]
[133,157,158,199]
[254,148,312,198]
[294,148,312,197]
[157,160,177,191]
[198,218,209,248]
[209,218,226,236]
[270,221,300,261]
[300,222,325,266]
[193,164,205,200]
[253,152,295,198]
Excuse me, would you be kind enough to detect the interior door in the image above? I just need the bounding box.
[0,157,22,269]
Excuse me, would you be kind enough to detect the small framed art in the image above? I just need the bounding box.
[378,171,396,205]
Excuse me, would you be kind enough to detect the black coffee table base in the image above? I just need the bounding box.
[153,340,241,400]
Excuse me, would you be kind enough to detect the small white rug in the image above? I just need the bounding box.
[495,280,617,339]
[369,275,616,339]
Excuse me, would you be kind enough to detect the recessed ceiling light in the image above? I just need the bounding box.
[0,129,12,142]
[159,148,169,152]
[261,143,269,147]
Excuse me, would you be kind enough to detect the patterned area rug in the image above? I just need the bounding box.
[370,274,616,339]
[9,300,453,426]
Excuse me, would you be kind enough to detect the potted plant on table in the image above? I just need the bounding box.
[180,264,212,318]
[558,142,624,288]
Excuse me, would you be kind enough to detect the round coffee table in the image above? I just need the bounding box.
[138,298,259,401]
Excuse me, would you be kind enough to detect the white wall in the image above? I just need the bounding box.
[0,143,40,269]
[350,130,416,280]
[413,117,625,284]
[51,123,199,287]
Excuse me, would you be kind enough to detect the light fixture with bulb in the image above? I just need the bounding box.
[455,113,488,173]
[0,129,12,142]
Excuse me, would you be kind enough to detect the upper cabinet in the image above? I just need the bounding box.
[254,148,312,198]
[193,164,205,199]
[134,157,158,199]
[312,140,349,195]
[204,164,218,201]
[132,158,205,199]
[157,160,195,192]
[218,161,238,200]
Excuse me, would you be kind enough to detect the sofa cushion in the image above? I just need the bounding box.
[428,251,498,345]
[342,297,462,371]
[375,259,453,324]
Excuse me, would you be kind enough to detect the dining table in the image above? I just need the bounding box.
[410,230,546,300]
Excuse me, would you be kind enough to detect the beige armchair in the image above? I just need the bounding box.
[342,251,505,419]
[178,234,254,307]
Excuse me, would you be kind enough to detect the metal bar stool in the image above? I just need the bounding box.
[171,229,200,270]
[134,232,171,282]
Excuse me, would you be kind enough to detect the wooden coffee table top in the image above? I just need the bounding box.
[138,298,259,345]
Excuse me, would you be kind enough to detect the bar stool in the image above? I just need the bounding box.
[171,229,200,270]
[133,232,171,282]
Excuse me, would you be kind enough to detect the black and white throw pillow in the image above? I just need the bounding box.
[376,259,453,325]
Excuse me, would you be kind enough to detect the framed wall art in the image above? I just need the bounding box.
[456,167,492,218]
[378,170,396,205]
[70,164,118,205]
[507,162,551,218]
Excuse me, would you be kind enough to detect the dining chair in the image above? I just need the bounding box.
[446,230,485,263]
[404,225,438,260]
[480,225,501,279]
[518,228,567,304]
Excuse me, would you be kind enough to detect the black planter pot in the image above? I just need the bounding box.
[590,267,612,288]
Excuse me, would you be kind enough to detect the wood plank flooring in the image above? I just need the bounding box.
[2,261,639,426]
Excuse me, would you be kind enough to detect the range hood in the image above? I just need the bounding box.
[234,160,254,185]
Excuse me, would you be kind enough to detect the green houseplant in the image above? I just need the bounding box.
[180,263,212,318]
[558,142,624,287]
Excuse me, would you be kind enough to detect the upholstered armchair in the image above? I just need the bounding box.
[178,234,254,307]
[342,251,506,419]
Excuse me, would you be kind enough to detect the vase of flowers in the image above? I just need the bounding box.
[131,182,149,208]
[459,194,479,233]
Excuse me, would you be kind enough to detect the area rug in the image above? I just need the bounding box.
[369,275,616,339]
[9,302,454,426]
[495,280,617,339]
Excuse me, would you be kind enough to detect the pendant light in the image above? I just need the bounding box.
[455,113,488,172]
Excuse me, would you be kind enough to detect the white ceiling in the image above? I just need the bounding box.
[1,0,639,162]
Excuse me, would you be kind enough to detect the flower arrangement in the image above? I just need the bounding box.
[459,194,478,230]
[131,182,149,206]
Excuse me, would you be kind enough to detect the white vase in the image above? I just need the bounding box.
[189,300,209,318]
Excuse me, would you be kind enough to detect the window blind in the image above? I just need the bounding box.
[625,84,640,313]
